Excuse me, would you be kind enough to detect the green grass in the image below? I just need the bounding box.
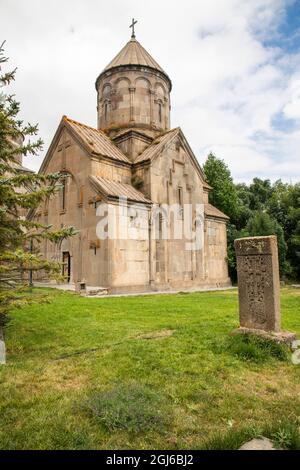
[80,382,173,433]
[0,287,299,450]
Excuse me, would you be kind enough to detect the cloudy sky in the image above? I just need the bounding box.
[1,0,300,182]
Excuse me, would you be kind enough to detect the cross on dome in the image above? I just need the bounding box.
[129,18,137,38]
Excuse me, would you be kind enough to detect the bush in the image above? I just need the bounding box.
[80,383,173,433]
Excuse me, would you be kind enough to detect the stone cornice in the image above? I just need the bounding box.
[95,64,172,92]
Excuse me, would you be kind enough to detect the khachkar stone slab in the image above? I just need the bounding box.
[0,327,5,365]
[234,235,296,345]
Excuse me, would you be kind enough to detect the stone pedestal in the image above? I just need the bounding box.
[232,327,296,345]
[234,236,296,345]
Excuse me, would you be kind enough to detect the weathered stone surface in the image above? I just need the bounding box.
[34,33,231,294]
[0,338,6,365]
[232,327,296,345]
[239,437,279,450]
[234,236,280,332]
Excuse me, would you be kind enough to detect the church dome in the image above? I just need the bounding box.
[96,37,172,91]
[95,25,172,137]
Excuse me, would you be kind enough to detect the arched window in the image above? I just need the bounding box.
[104,102,108,121]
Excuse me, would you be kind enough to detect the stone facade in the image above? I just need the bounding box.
[35,33,231,293]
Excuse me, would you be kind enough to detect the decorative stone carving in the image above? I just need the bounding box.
[234,236,296,344]
[0,327,5,365]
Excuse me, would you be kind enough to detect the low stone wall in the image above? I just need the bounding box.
[107,278,232,295]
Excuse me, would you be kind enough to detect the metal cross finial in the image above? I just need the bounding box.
[129,18,137,38]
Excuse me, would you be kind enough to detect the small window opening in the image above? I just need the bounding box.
[178,187,183,219]
[61,178,66,211]
[158,103,162,123]
[178,187,183,207]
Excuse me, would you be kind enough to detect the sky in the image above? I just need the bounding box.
[1,0,300,183]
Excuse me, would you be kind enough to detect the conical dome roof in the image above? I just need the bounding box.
[103,37,166,73]
[96,37,171,90]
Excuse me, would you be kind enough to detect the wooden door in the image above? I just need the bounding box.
[62,251,71,283]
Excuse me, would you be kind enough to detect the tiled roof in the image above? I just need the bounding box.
[64,116,130,164]
[102,38,167,76]
[16,165,34,173]
[204,203,229,220]
[134,128,180,164]
[89,175,151,204]
[134,127,212,190]
[11,161,34,173]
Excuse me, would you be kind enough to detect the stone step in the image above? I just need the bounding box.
[85,286,108,296]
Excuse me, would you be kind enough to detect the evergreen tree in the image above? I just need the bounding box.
[0,42,76,326]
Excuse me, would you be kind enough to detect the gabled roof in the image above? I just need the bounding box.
[204,203,229,220]
[89,175,151,204]
[63,117,130,164]
[103,37,166,75]
[133,127,211,189]
[134,128,180,164]
[39,116,131,175]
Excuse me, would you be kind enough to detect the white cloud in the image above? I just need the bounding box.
[1,0,299,181]
[283,75,300,119]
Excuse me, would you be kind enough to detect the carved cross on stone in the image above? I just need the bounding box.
[233,235,296,345]
[57,131,71,170]
[129,18,137,38]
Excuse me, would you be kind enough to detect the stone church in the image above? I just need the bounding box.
[36,27,230,293]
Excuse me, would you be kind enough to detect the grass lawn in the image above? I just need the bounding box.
[0,287,299,450]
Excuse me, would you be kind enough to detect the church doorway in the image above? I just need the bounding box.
[62,251,71,283]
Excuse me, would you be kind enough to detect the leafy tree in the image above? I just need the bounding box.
[266,181,300,279]
[0,42,76,329]
[226,223,241,283]
[243,212,287,275]
[203,153,245,282]
[203,153,239,222]
[287,184,300,279]
[248,178,273,211]
[202,153,299,282]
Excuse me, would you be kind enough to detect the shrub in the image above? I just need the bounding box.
[80,383,173,433]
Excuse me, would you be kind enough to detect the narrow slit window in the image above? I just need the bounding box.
[178,187,183,207]
[159,213,163,238]
[158,103,162,123]
[178,187,183,219]
[105,103,108,121]
[61,178,66,211]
